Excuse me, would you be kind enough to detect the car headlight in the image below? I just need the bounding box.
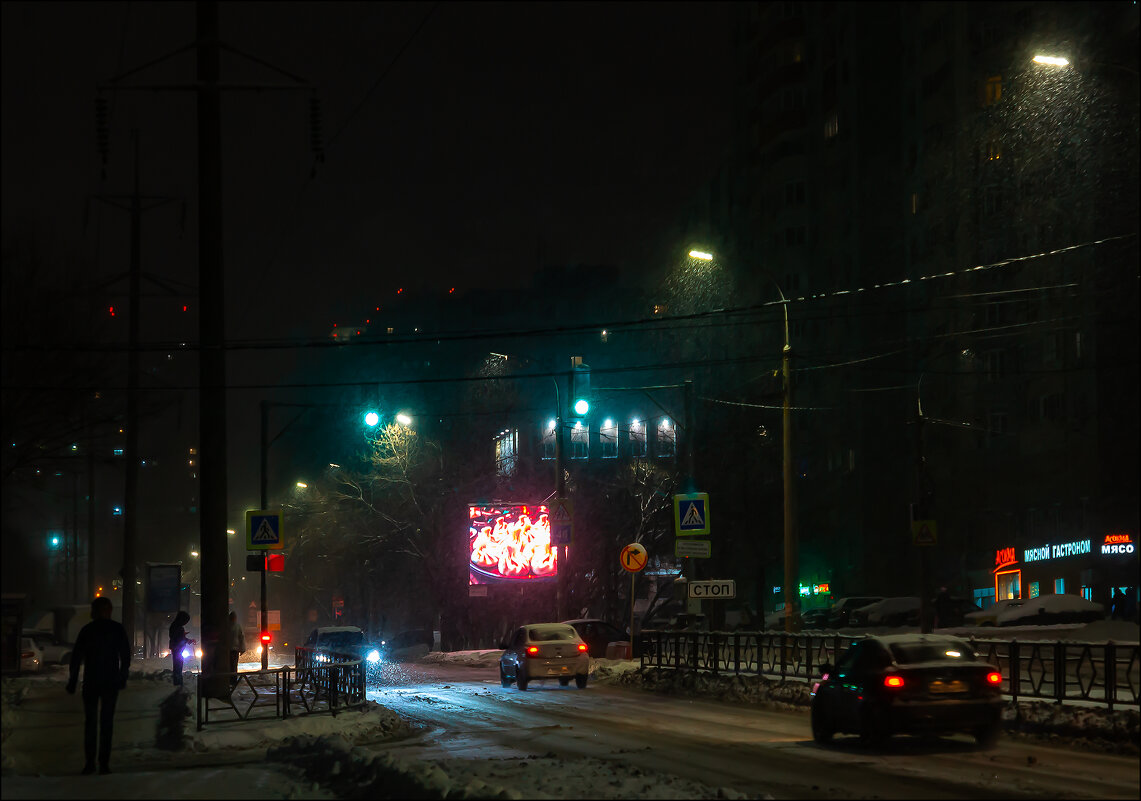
[181,648,191,659]
[366,649,381,663]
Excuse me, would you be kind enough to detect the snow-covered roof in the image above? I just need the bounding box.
[313,626,364,634]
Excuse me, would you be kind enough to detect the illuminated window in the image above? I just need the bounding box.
[541,420,556,460]
[656,418,676,458]
[1053,577,1065,594]
[600,419,618,459]
[570,423,588,459]
[494,429,518,477]
[629,420,647,458]
[653,304,668,316]
[983,75,1003,105]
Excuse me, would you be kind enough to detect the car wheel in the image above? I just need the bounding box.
[575,673,588,689]
[500,665,511,688]
[516,668,528,691]
[810,702,833,743]
[973,719,1002,748]
[558,676,571,686]
[861,704,891,746]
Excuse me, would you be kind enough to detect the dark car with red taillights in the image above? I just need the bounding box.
[810,634,1004,747]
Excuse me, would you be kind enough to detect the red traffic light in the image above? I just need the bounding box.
[260,632,271,643]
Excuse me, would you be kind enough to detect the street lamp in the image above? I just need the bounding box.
[395,413,413,426]
[1032,54,1070,67]
[688,249,798,632]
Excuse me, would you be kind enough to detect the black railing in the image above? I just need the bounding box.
[195,649,367,730]
[638,630,1140,710]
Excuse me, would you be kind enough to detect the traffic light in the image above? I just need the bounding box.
[260,632,271,646]
[570,362,591,419]
[363,410,380,427]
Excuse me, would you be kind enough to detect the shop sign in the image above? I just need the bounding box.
[1024,539,1091,563]
[1101,533,1135,555]
[813,583,831,595]
[994,547,1017,571]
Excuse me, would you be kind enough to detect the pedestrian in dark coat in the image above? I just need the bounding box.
[934,587,954,628]
[66,596,130,775]
[227,610,246,689]
[168,611,194,687]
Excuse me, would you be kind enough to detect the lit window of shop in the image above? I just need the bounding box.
[629,419,647,458]
[656,417,676,458]
[996,569,1021,600]
[1054,577,1065,594]
[600,419,618,459]
[541,420,556,460]
[570,422,588,459]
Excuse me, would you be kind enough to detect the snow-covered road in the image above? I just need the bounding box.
[365,660,1140,800]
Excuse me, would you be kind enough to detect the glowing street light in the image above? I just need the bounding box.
[1033,54,1070,67]
[688,250,714,261]
[295,481,308,489]
[363,411,380,427]
[395,413,413,426]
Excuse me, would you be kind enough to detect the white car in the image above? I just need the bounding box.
[851,597,921,628]
[964,599,1025,627]
[23,630,73,665]
[499,623,590,690]
[997,594,1105,626]
[20,636,44,673]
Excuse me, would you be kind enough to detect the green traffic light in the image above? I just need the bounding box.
[574,398,590,416]
[364,411,380,427]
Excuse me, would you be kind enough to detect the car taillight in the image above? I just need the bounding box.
[986,671,1002,685]
[577,643,588,652]
[527,646,539,656]
[883,675,905,689]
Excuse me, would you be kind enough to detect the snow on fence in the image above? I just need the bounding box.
[195,648,367,730]
[637,630,1140,711]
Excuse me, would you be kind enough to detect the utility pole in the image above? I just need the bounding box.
[553,377,566,621]
[780,293,799,634]
[683,379,700,617]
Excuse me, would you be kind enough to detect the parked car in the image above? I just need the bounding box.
[810,633,1004,747]
[499,623,590,690]
[801,608,833,629]
[828,597,885,628]
[301,625,383,683]
[23,630,73,665]
[562,619,628,658]
[850,597,920,628]
[996,594,1105,627]
[964,599,1025,627]
[20,636,44,673]
[763,609,801,630]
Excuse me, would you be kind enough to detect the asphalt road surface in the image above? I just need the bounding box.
[366,660,1139,800]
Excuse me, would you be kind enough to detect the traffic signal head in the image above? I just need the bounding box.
[570,363,591,419]
[260,632,271,644]
[363,411,380,427]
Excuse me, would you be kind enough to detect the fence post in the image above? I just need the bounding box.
[780,633,787,679]
[709,632,719,676]
[805,634,813,682]
[1054,641,1066,703]
[1009,640,1019,703]
[283,667,290,718]
[1105,642,1116,713]
[733,632,741,675]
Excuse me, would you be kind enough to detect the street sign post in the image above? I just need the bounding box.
[674,493,710,537]
[619,542,648,653]
[674,539,711,558]
[550,498,573,546]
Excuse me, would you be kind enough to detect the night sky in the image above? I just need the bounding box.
[2,1,733,343]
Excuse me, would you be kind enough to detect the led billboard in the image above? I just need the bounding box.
[468,504,557,585]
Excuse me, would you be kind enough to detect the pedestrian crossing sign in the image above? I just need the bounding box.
[674,493,710,537]
[246,509,284,550]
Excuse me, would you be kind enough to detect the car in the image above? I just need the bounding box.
[763,609,802,630]
[20,636,45,673]
[801,608,833,629]
[301,626,384,683]
[23,630,73,665]
[499,623,590,690]
[828,597,885,628]
[964,599,1024,627]
[850,597,920,628]
[810,633,1004,747]
[996,594,1105,627]
[562,619,629,658]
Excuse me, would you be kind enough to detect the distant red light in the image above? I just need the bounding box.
[109,305,116,317]
[449,287,455,294]
[182,305,188,312]
[397,288,403,294]
[884,675,905,688]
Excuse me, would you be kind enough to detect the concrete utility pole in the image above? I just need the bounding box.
[553,377,566,621]
[779,292,799,634]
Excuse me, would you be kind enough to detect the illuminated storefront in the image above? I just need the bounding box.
[988,532,1137,607]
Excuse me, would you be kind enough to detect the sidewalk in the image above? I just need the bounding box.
[1,664,408,799]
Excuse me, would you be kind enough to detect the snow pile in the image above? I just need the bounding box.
[616,667,812,710]
[267,733,764,800]
[422,649,503,668]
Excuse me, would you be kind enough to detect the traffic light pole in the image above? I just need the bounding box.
[779,291,799,634]
[553,377,566,621]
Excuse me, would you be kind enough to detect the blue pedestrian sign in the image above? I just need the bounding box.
[674,493,710,537]
[246,509,283,550]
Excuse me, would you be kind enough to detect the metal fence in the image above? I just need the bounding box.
[195,648,366,730]
[638,630,1140,711]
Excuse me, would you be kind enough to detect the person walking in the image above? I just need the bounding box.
[227,610,246,690]
[66,596,130,776]
[168,611,194,687]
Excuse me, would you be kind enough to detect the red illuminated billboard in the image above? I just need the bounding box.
[468,504,557,585]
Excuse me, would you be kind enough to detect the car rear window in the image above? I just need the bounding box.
[528,626,578,642]
[889,641,977,663]
[319,632,363,650]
